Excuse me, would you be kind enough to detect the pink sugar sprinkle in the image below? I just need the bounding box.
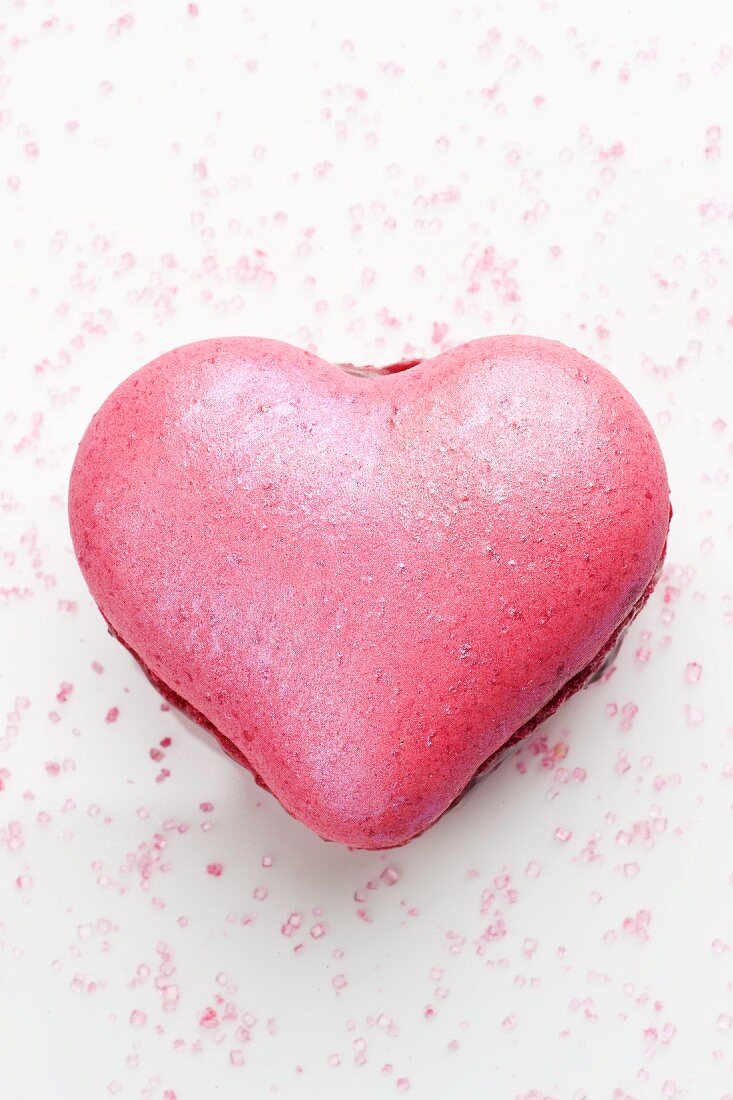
[555,827,572,842]
[129,1009,146,1027]
[684,662,702,683]
[206,863,223,877]
[281,912,302,936]
[332,974,347,990]
[622,909,652,941]
[616,753,631,775]
[381,866,400,885]
[230,1050,246,1067]
[105,708,119,724]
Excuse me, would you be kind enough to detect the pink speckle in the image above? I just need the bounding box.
[56,682,73,703]
[129,1009,146,1027]
[206,863,223,877]
[281,912,302,937]
[684,705,704,727]
[2,821,25,852]
[622,909,652,942]
[685,662,702,683]
[108,13,134,37]
[105,708,119,724]
[620,701,638,730]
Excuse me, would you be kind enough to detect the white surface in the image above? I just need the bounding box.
[1,1,732,1097]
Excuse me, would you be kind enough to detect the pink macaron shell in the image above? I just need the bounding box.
[69,336,670,848]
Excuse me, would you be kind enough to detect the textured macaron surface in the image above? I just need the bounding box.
[69,336,670,848]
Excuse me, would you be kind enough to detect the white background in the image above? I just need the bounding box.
[1,1,732,1097]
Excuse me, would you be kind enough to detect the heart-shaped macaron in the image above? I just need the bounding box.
[69,336,670,848]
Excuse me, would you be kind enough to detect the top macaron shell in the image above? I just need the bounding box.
[69,336,670,848]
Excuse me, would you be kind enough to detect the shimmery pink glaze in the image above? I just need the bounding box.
[69,336,670,849]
